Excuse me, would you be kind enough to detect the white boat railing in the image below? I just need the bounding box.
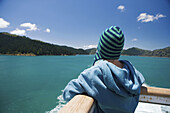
[58,86,170,113]
[140,86,170,105]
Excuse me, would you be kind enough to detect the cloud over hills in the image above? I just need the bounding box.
[83,45,97,49]
[0,18,51,36]
[0,18,10,28]
[10,28,26,35]
[20,23,38,31]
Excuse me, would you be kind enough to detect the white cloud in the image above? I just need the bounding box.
[20,23,37,31]
[10,28,26,35]
[155,14,166,20]
[83,45,97,49]
[137,13,166,23]
[45,28,50,33]
[0,18,10,28]
[132,38,138,42]
[117,5,125,12]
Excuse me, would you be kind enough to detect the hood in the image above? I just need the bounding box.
[95,60,145,97]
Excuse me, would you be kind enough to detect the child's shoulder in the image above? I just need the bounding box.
[80,60,109,77]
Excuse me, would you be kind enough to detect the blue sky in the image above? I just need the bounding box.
[0,0,170,50]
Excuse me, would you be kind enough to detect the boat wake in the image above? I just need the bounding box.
[45,90,66,113]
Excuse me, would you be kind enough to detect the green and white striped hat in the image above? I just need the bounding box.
[94,26,124,64]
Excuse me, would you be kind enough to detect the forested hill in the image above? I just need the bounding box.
[0,32,87,56]
[0,32,169,57]
[122,47,170,57]
[86,47,170,57]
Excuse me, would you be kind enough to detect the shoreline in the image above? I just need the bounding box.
[0,53,169,58]
[121,55,170,58]
[0,53,36,56]
[0,53,81,56]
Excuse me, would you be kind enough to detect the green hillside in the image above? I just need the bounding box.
[0,32,169,57]
[122,47,152,56]
[85,47,170,57]
[122,47,170,57]
[0,32,87,56]
[86,48,97,54]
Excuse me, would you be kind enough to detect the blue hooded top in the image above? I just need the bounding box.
[63,60,145,113]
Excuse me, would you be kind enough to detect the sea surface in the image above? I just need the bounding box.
[0,55,169,113]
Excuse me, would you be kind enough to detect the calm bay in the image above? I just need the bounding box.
[0,55,169,113]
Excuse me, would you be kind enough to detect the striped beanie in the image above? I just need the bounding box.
[94,26,124,64]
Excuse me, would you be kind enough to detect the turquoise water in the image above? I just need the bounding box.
[0,55,169,113]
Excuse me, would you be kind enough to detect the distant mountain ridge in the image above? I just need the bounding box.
[0,32,169,57]
[122,47,170,57]
[84,47,170,57]
[85,48,97,55]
